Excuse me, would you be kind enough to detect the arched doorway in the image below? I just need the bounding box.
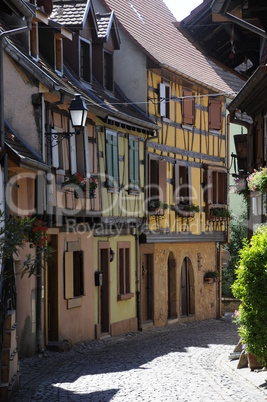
[168,252,177,319]
[180,257,195,317]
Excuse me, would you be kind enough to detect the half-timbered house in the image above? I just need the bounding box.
[95,0,245,327]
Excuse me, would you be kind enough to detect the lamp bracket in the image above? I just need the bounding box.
[45,130,81,147]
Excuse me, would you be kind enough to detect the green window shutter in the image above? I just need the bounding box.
[65,252,74,299]
[129,139,139,187]
[106,133,114,186]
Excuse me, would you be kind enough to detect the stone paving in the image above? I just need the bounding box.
[13,314,267,401]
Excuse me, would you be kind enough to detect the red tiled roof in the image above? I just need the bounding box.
[100,0,245,95]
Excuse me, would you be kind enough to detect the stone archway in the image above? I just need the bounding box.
[180,257,195,317]
[167,252,177,319]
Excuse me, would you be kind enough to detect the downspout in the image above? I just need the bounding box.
[0,21,32,356]
[134,129,159,331]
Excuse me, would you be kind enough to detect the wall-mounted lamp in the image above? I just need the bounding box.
[110,248,115,262]
[47,94,87,146]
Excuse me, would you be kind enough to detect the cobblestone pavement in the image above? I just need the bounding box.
[13,315,267,402]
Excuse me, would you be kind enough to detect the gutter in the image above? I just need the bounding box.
[211,0,267,39]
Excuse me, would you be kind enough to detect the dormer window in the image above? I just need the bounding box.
[104,51,113,91]
[55,34,63,76]
[29,20,39,60]
[80,38,92,83]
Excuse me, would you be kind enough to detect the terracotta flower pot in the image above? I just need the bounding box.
[247,353,263,371]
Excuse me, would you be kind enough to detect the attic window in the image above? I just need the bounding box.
[104,51,113,91]
[29,20,39,60]
[80,39,92,83]
[55,34,63,75]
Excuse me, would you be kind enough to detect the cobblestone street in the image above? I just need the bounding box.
[14,315,267,401]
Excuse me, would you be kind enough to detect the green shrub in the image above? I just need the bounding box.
[231,225,267,367]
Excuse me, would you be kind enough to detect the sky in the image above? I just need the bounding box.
[163,0,203,21]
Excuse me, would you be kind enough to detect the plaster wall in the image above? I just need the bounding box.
[57,231,95,342]
[140,241,218,328]
[4,52,40,152]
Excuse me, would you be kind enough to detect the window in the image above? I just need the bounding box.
[80,39,91,83]
[106,129,119,189]
[64,250,84,299]
[182,90,195,125]
[129,136,139,190]
[104,51,113,91]
[55,34,63,75]
[205,168,227,206]
[149,158,167,203]
[117,242,134,300]
[29,20,38,60]
[159,83,171,119]
[209,99,222,130]
[174,163,191,205]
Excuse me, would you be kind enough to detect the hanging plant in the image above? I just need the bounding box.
[247,167,267,193]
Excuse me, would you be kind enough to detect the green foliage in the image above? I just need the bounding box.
[231,225,267,367]
[204,270,218,279]
[211,207,231,219]
[181,203,200,213]
[0,212,53,278]
[247,167,267,192]
[222,215,247,297]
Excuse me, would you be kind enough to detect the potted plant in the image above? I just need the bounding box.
[209,207,231,221]
[204,270,219,283]
[148,199,168,214]
[88,177,98,198]
[175,203,200,218]
[247,167,267,193]
[231,225,267,369]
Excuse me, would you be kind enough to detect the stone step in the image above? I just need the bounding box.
[1,353,19,383]
[0,370,20,402]
[2,347,19,366]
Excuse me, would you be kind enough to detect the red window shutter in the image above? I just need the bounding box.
[209,100,222,130]
[182,90,194,125]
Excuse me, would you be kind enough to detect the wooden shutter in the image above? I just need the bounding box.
[159,83,166,117]
[112,135,118,187]
[182,90,194,125]
[174,163,180,204]
[209,100,222,130]
[65,252,73,299]
[73,250,83,297]
[206,169,213,205]
[150,158,158,198]
[159,160,167,202]
[218,172,227,205]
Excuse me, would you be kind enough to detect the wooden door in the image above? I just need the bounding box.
[99,243,110,333]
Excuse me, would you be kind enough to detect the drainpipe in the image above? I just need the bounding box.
[0,19,32,357]
[135,224,141,330]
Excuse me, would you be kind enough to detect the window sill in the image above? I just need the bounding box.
[67,297,82,309]
[117,292,134,301]
[107,186,120,194]
[128,188,141,196]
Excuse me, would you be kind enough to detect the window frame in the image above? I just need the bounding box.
[29,20,39,61]
[205,167,227,208]
[103,50,113,91]
[54,34,63,76]
[80,38,92,83]
[64,250,84,300]
[159,83,171,120]
[117,242,134,301]
[174,162,192,205]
